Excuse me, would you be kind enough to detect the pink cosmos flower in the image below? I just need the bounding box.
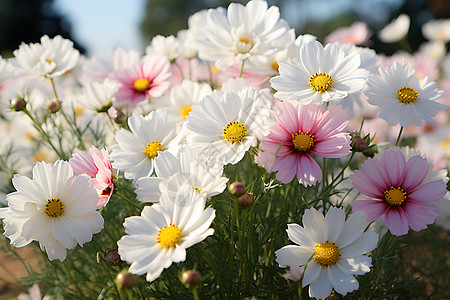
[113,54,171,107]
[260,101,351,186]
[325,21,372,45]
[350,149,447,236]
[69,146,114,207]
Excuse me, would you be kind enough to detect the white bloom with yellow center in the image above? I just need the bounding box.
[110,111,180,182]
[365,61,446,127]
[12,35,80,78]
[78,78,121,113]
[270,41,368,104]
[378,14,410,43]
[0,160,103,261]
[185,87,271,165]
[117,186,215,282]
[275,207,379,299]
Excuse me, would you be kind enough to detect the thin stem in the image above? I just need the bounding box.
[398,37,413,54]
[297,283,302,300]
[114,190,142,212]
[395,126,404,147]
[228,198,238,298]
[238,60,246,78]
[192,287,200,300]
[197,243,218,277]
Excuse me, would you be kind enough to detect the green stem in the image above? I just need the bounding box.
[23,109,65,159]
[114,190,142,212]
[395,126,404,147]
[228,198,239,298]
[398,37,413,54]
[197,243,218,278]
[238,60,246,78]
[319,151,356,199]
[297,283,302,300]
[192,287,200,300]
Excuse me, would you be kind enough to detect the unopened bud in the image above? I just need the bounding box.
[115,269,137,290]
[229,181,246,197]
[351,136,367,152]
[105,249,121,266]
[238,193,253,208]
[114,111,126,124]
[46,99,60,113]
[181,270,201,288]
[10,97,26,111]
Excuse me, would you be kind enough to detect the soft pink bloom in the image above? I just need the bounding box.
[325,21,372,45]
[350,149,447,236]
[113,54,171,107]
[69,146,114,207]
[260,101,351,186]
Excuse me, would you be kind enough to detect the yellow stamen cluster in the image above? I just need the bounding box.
[223,121,247,144]
[397,86,418,104]
[309,72,333,93]
[384,187,407,206]
[144,141,162,159]
[45,198,64,218]
[180,105,192,119]
[314,242,340,266]
[133,78,151,93]
[240,38,250,44]
[272,60,279,71]
[292,132,314,151]
[157,224,182,249]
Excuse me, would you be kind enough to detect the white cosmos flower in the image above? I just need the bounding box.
[117,185,215,282]
[422,18,450,42]
[78,78,121,113]
[0,160,103,261]
[185,87,271,165]
[365,61,446,127]
[378,14,410,43]
[12,35,80,78]
[197,0,291,68]
[0,56,16,82]
[275,207,379,299]
[110,111,180,182]
[135,146,228,203]
[270,41,368,104]
[145,35,181,61]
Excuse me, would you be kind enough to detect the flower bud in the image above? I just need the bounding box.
[181,270,201,288]
[10,97,26,111]
[350,136,367,152]
[114,111,126,124]
[229,181,245,197]
[46,99,60,113]
[238,193,253,208]
[115,269,137,290]
[105,249,121,266]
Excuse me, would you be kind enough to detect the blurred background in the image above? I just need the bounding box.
[0,0,449,58]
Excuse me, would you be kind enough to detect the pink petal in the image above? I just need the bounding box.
[381,150,406,187]
[359,157,390,191]
[407,180,447,202]
[69,150,97,178]
[350,171,384,199]
[273,154,297,184]
[297,103,323,133]
[311,134,351,158]
[384,206,409,236]
[314,105,350,137]
[296,154,321,187]
[273,101,299,134]
[403,201,438,232]
[351,200,387,222]
[401,155,429,191]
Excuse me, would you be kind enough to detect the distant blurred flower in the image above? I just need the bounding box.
[78,78,121,113]
[422,18,450,42]
[378,14,410,43]
[419,40,447,61]
[18,283,52,300]
[0,56,15,82]
[146,35,181,61]
[325,21,372,45]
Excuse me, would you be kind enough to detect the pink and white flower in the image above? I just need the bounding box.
[325,21,372,45]
[69,146,115,208]
[260,101,351,186]
[350,149,448,236]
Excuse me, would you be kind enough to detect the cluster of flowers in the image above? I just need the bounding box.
[0,1,449,298]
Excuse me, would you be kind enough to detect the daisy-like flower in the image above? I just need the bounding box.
[270,41,367,104]
[185,87,271,165]
[12,35,80,78]
[365,62,446,127]
[0,160,103,261]
[145,35,181,61]
[260,101,351,186]
[350,149,448,236]
[69,146,115,207]
[325,21,372,45]
[275,207,379,299]
[117,186,215,282]
[18,283,51,300]
[77,78,121,113]
[0,56,15,82]
[135,146,228,203]
[113,54,171,107]
[378,14,410,43]
[422,18,450,42]
[110,111,180,181]
[196,0,291,68]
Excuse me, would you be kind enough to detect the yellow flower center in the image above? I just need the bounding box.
[314,242,339,266]
[192,185,202,194]
[45,198,64,218]
[397,86,418,104]
[384,187,406,206]
[144,141,162,159]
[272,60,279,71]
[211,65,220,73]
[240,38,250,44]
[46,59,53,64]
[223,121,247,144]
[441,139,450,148]
[33,151,49,163]
[292,132,314,151]
[74,106,83,117]
[133,78,151,93]
[309,72,333,93]
[180,105,192,119]
[157,224,182,249]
